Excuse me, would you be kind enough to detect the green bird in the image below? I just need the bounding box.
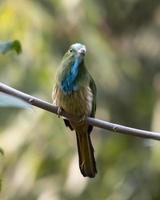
[52,43,97,178]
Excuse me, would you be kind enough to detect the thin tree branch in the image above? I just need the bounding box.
[0,82,160,141]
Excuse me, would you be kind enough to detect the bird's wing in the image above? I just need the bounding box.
[88,74,97,134]
[89,74,97,118]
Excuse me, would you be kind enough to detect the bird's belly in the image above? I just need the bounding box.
[52,86,93,117]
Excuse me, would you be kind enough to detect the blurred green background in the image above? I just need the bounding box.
[0,0,160,199]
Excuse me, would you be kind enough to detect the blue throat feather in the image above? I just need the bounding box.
[61,57,80,94]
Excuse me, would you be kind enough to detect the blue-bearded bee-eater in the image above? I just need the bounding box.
[52,43,97,178]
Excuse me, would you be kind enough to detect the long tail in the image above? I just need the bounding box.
[76,130,97,178]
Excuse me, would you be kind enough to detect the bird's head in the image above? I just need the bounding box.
[69,43,86,58]
[63,43,86,64]
[58,43,87,94]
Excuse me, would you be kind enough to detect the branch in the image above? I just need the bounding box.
[0,82,160,141]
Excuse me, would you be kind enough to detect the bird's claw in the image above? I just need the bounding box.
[77,115,86,124]
[57,107,62,118]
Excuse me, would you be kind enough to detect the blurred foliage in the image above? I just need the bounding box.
[0,0,160,199]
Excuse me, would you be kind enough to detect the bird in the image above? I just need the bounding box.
[52,43,97,178]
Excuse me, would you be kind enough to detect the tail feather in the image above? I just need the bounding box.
[76,131,97,178]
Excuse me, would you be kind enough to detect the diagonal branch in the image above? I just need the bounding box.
[0,82,160,141]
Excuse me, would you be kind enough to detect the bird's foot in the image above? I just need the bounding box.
[77,115,86,124]
[57,107,63,118]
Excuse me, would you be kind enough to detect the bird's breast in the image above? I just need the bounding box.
[52,86,93,117]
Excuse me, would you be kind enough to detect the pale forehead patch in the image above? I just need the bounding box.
[71,43,86,52]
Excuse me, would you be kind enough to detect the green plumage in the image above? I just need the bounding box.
[52,43,97,178]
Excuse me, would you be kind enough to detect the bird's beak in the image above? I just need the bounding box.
[77,47,86,56]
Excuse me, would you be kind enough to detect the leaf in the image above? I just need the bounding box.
[0,92,32,109]
[0,40,22,54]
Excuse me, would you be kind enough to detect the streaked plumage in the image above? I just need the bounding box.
[52,43,97,178]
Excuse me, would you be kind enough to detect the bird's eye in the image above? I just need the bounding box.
[69,49,73,53]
